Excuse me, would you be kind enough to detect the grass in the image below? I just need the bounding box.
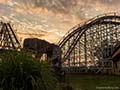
[0,50,61,90]
[66,74,120,90]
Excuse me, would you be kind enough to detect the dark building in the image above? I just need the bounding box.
[112,46,120,75]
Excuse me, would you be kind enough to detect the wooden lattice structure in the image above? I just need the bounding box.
[58,13,120,73]
[0,22,21,49]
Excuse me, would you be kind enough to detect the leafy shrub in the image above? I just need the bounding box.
[0,50,61,90]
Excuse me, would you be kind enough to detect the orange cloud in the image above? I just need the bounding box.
[0,0,8,3]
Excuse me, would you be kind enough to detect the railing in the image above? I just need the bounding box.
[57,12,118,45]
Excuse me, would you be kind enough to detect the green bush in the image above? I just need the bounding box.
[0,50,61,90]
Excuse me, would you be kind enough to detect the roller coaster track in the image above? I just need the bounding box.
[58,13,120,71]
[0,22,21,49]
[0,13,120,73]
[58,13,120,47]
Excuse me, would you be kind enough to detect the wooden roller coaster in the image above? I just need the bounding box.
[0,13,120,74]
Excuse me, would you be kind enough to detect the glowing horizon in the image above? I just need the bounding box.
[0,0,119,43]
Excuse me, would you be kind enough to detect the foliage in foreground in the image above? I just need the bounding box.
[0,50,61,90]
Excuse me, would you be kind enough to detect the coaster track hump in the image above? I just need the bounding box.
[58,13,120,67]
[0,22,21,49]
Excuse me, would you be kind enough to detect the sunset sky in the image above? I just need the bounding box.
[0,0,120,43]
